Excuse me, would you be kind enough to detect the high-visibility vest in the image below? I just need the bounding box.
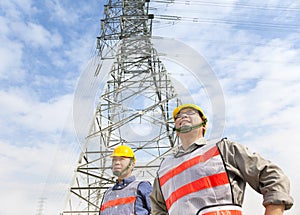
[100,180,140,215]
[158,140,243,215]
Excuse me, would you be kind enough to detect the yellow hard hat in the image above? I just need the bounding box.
[173,103,207,123]
[111,145,136,162]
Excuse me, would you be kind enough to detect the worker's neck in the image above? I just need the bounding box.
[117,177,124,181]
[117,172,132,183]
[179,131,203,150]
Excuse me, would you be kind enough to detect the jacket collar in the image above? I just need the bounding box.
[176,138,207,156]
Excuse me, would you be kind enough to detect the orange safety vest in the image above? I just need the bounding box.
[100,180,140,215]
[158,140,243,215]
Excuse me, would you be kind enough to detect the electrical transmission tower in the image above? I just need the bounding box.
[35,197,47,215]
[61,0,182,214]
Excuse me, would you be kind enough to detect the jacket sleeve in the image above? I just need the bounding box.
[219,139,294,210]
[136,181,153,215]
[150,177,169,215]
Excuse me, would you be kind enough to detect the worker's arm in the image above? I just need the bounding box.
[150,177,168,215]
[219,140,293,210]
[265,204,284,215]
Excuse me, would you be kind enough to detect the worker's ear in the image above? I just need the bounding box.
[130,159,135,169]
[202,124,207,136]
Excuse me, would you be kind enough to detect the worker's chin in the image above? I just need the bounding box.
[113,171,121,176]
[180,121,190,126]
[178,125,193,133]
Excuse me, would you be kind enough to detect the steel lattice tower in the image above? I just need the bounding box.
[61,0,181,214]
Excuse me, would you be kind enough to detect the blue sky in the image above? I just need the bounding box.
[1,0,300,214]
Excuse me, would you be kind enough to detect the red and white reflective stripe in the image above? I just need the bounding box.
[159,145,220,186]
[199,205,243,215]
[165,172,229,210]
[100,196,136,211]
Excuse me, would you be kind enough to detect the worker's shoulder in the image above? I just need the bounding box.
[136,180,153,193]
[136,180,152,187]
[207,137,232,145]
[214,137,243,149]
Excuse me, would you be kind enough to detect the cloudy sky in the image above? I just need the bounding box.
[0,0,299,215]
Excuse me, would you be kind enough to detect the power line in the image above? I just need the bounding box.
[151,16,300,35]
[152,0,300,12]
[150,0,300,32]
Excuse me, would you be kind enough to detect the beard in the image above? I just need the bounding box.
[113,170,122,177]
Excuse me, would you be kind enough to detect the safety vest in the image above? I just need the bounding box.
[157,140,243,215]
[100,180,140,215]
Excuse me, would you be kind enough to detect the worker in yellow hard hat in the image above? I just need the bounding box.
[99,145,152,215]
[172,103,207,136]
[150,103,293,215]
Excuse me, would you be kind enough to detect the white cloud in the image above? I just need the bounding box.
[0,18,25,80]
[0,137,80,215]
[9,21,62,48]
[218,35,300,130]
[46,0,80,25]
[0,41,25,81]
[1,0,35,20]
[0,88,73,133]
